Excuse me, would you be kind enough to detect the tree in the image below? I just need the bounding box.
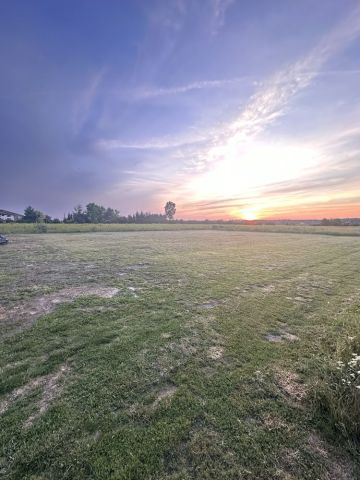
[72,204,87,223]
[164,201,176,220]
[85,203,106,223]
[23,206,44,223]
[103,207,120,223]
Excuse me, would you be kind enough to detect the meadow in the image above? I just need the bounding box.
[0,229,359,479]
[1,222,360,236]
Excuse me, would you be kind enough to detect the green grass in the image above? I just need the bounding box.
[1,222,360,236]
[0,231,359,479]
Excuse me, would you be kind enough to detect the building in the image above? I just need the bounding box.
[0,209,24,222]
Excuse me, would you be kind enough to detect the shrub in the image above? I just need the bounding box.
[34,223,48,233]
[313,336,360,439]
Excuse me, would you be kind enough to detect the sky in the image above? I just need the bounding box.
[1,0,360,220]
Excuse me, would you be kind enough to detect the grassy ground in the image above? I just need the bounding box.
[1,222,360,236]
[0,231,359,479]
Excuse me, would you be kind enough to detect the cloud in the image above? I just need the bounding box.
[129,76,248,99]
[219,4,360,146]
[113,2,360,188]
[96,134,208,151]
[210,0,234,35]
[73,68,107,134]
[167,3,360,184]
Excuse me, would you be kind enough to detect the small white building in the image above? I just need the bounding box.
[0,209,24,222]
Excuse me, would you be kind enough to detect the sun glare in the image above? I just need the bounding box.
[240,208,258,221]
[187,141,320,202]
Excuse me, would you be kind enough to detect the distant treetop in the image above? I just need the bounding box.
[164,201,176,220]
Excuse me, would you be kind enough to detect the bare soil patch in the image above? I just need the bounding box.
[266,332,299,343]
[1,286,119,334]
[152,385,177,408]
[262,413,290,431]
[0,364,70,427]
[265,323,299,343]
[207,346,224,360]
[198,300,221,309]
[275,369,307,402]
[126,262,149,270]
[25,364,70,427]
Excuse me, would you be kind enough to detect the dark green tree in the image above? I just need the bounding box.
[73,205,87,223]
[23,206,44,223]
[85,203,106,223]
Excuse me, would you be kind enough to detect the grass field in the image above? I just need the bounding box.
[1,222,360,237]
[0,230,360,479]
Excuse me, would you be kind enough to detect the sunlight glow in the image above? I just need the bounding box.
[189,141,321,201]
[240,208,258,221]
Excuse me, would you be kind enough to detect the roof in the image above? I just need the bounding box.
[0,209,24,218]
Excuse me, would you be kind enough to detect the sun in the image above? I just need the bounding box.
[240,208,258,221]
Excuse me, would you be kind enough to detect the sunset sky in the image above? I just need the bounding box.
[1,0,360,220]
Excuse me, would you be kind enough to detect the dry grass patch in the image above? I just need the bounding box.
[152,386,177,408]
[275,369,307,402]
[207,346,224,360]
[0,364,70,427]
[262,413,290,431]
[1,286,119,334]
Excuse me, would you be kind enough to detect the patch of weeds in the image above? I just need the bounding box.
[311,335,360,440]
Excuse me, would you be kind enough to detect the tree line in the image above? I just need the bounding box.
[5,202,176,224]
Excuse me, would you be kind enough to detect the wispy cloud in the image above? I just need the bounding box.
[73,68,107,133]
[129,76,248,99]
[210,0,234,35]
[218,4,360,147]
[112,3,360,170]
[170,3,360,180]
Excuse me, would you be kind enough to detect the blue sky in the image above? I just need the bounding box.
[1,0,360,219]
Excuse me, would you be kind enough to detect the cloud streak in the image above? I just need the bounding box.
[129,76,248,99]
[216,4,360,148]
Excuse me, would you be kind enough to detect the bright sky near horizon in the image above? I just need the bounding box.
[1,0,360,220]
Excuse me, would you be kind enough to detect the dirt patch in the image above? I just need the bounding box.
[1,286,119,334]
[261,284,276,293]
[294,296,310,303]
[265,323,299,343]
[240,283,276,294]
[152,385,177,408]
[0,377,44,416]
[266,332,299,343]
[198,300,221,309]
[126,263,149,270]
[207,346,224,360]
[0,364,69,427]
[262,413,289,431]
[266,334,284,343]
[24,364,70,427]
[275,369,307,402]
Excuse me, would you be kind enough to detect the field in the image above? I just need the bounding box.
[0,230,360,479]
[1,222,360,236]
